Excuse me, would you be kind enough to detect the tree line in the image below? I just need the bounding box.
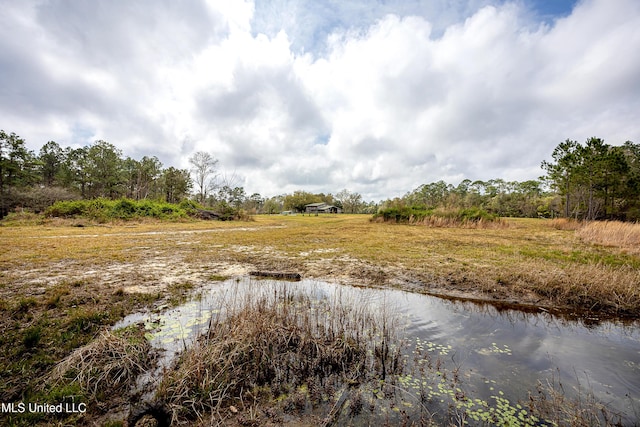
[379,137,639,221]
[542,138,640,220]
[381,178,550,219]
[271,189,376,214]
[0,131,193,216]
[1,129,637,220]
[0,129,379,218]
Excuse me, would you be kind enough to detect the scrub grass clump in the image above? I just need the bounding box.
[44,198,192,222]
[576,220,640,255]
[157,283,404,425]
[372,206,506,228]
[44,326,155,409]
[527,375,625,426]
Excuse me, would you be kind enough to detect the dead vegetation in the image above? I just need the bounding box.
[576,220,640,255]
[371,214,509,229]
[157,282,404,425]
[528,374,625,426]
[0,214,639,424]
[45,326,155,405]
[546,217,584,230]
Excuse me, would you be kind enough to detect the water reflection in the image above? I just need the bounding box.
[390,289,640,423]
[115,277,640,423]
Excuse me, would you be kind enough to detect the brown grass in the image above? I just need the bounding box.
[45,327,155,403]
[528,373,625,426]
[1,214,635,424]
[577,220,640,255]
[547,217,583,231]
[157,283,403,425]
[1,215,639,319]
[390,215,509,229]
[512,260,640,316]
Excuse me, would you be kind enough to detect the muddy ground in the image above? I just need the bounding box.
[2,231,578,322]
[1,217,638,425]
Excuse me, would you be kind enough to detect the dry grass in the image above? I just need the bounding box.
[157,282,403,425]
[45,327,155,403]
[547,217,584,230]
[528,374,625,426]
[373,215,509,229]
[1,214,636,424]
[507,260,640,317]
[577,220,640,255]
[1,214,639,318]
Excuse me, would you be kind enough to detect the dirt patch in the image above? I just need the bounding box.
[1,216,638,425]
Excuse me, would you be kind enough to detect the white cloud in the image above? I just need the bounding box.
[1,0,639,201]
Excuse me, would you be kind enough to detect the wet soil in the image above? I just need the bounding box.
[1,221,637,425]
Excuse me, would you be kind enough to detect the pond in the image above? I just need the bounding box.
[115,277,640,424]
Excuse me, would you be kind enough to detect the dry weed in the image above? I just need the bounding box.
[158,283,403,424]
[546,217,583,230]
[415,216,509,229]
[528,374,625,426]
[577,220,640,254]
[45,327,155,403]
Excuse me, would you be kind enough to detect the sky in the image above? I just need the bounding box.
[1,0,639,201]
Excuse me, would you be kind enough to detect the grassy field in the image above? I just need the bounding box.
[2,213,639,316]
[0,214,638,424]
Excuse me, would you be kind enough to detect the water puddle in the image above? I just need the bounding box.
[115,277,640,423]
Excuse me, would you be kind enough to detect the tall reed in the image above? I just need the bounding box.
[157,281,404,424]
[577,220,640,254]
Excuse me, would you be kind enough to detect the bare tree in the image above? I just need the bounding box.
[335,188,363,213]
[189,151,218,204]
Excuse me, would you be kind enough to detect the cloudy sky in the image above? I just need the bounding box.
[1,0,639,201]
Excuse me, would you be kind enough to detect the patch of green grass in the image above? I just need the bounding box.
[66,309,108,334]
[167,281,196,306]
[22,326,42,349]
[45,284,71,309]
[16,297,38,314]
[43,382,84,402]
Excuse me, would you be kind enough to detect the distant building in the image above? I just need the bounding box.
[304,202,342,214]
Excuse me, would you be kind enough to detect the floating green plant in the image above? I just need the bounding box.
[414,336,453,356]
[477,342,513,356]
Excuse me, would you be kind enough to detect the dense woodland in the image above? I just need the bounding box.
[1,130,638,221]
[542,138,640,220]
[383,138,640,221]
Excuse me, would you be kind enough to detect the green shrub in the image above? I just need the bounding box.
[178,199,202,214]
[373,206,432,222]
[86,199,111,222]
[133,199,156,217]
[158,202,181,218]
[45,200,87,217]
[373,206,499,226]
[456,207,498,222]
[45,198,192,221]
[111,199,137,219]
